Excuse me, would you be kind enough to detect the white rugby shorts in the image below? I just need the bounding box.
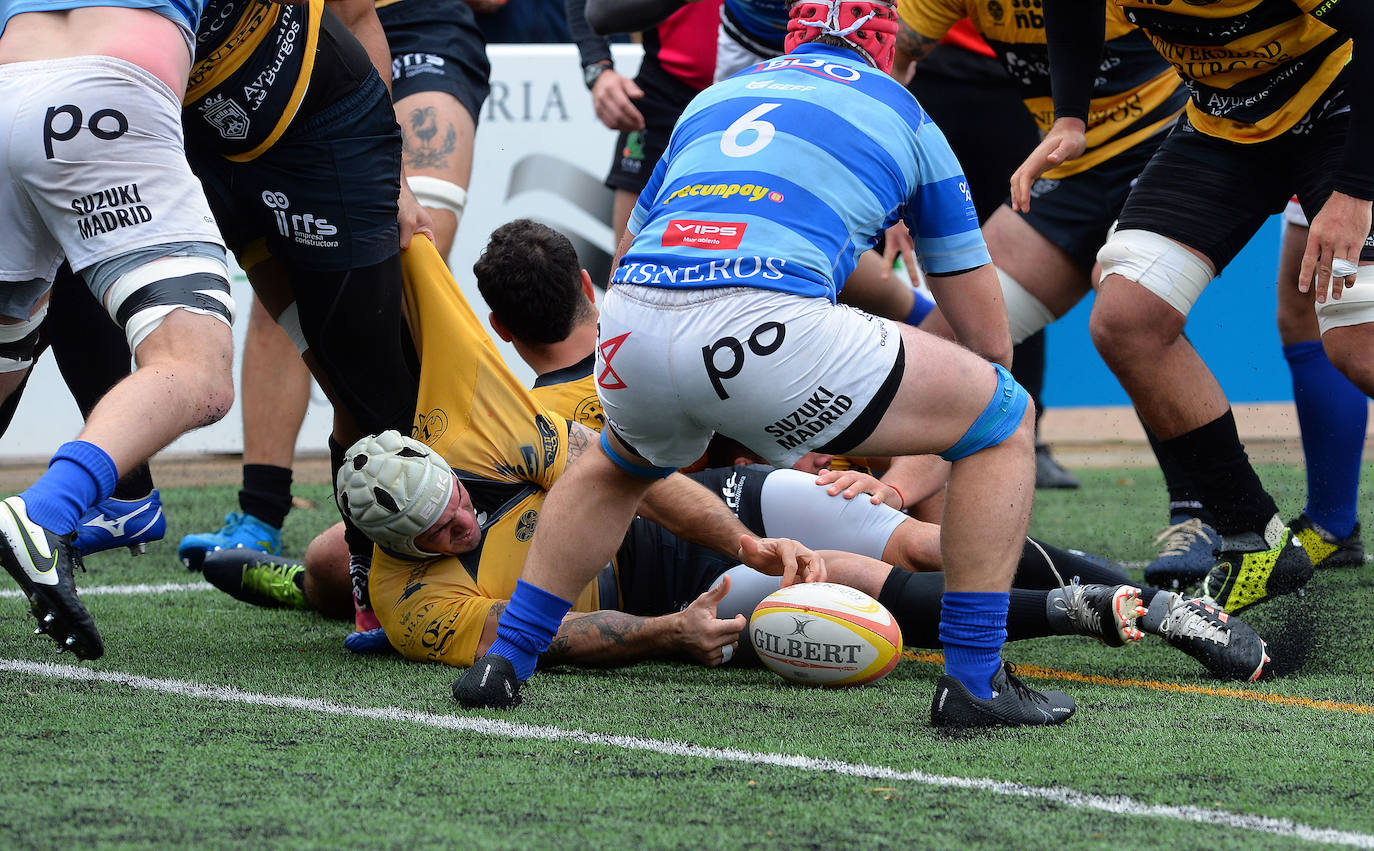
[595,284,903,469]
[0,56,223,305]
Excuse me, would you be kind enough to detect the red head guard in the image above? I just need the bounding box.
[785,0,900,74]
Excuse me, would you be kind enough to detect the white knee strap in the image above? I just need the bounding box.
[1096,229,1214,317]
[998,267,1056,345]
[1317,265,1374,335]
[0,302,48,372]
[406,176,467,223]
[104,255,234,352]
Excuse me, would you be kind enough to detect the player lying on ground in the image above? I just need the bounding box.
[202,223,1270,682]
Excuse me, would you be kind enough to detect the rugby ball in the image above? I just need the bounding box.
[750,582,903,687]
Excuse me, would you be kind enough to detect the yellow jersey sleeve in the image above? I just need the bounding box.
[401,240,569,494]
[896,0,966,41]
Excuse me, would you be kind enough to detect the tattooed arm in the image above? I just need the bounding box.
[475,581,745,667]
[893,19,941,82]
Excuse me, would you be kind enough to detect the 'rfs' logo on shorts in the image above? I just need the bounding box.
[662,220,747,250]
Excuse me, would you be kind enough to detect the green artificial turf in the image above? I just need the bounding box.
[0,465,1371,849]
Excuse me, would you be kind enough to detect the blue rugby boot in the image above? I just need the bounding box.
[74,490,165,556]
[178,511,282,571]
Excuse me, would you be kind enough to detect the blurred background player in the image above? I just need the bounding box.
[1014,0,1374,613]
[0,1,237,659]
[570,0,722,240]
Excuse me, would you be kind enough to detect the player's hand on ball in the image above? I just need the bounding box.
[738,535,827,587]
[675,575,745,666]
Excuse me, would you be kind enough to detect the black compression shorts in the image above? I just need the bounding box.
[1013,130,1163,273]
[379,0,492,125]
[1117,70,1374,273]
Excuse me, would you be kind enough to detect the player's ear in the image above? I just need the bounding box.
[488,312,513,342]
[580,269,596,304]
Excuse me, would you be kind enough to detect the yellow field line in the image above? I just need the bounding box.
[901,650,1374,715]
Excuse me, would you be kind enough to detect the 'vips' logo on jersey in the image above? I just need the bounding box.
[662,220,747,250]
[200,95,250,141]
[261,190,339,248]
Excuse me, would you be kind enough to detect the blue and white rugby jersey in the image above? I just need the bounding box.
[617,42,988,303]
[1,0,205,41]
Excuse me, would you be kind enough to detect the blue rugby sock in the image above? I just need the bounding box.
[1285,341,1365,538]
[488,579,573,681]
[939,591,1009,699]
[20,441,118,535]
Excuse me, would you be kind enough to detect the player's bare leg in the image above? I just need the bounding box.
[396,90,475,260]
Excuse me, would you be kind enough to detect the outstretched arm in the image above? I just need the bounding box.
[477,578,745,667]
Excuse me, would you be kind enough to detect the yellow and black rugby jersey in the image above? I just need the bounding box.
[369,240,600,668]
[530,355,605,433]
[899,0,1185,177]
[186,0,322,161]
[1110,0,1352,142]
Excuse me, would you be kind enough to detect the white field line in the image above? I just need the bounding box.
[2,659,1372,848]
[0,581,212,599]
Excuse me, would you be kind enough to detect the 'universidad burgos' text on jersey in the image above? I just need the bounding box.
[1113,0,1352,143]
[620,43,990,303]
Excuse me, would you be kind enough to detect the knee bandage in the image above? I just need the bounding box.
[1317,265,1374,335]
[998,267,1056,345]
[0,302,47,372]
[406,176,467,224]
[104,255,235,352]
[1096,229,1214,317]
[940,364,1029,462]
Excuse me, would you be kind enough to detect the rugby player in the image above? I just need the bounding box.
[0,0,237,659]
[1012,0,1373,613]
[206,220,1269,683]
[457,1,1085,729]
[179,0,492,652]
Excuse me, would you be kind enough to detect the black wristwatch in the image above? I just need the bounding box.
[583,60,613,90]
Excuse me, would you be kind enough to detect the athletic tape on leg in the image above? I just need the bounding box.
[940,364,1029,462]
[1316,265,1374,334]
[406,176,467,222]
[1097,229,1213,317]
[998,267,1056,345]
